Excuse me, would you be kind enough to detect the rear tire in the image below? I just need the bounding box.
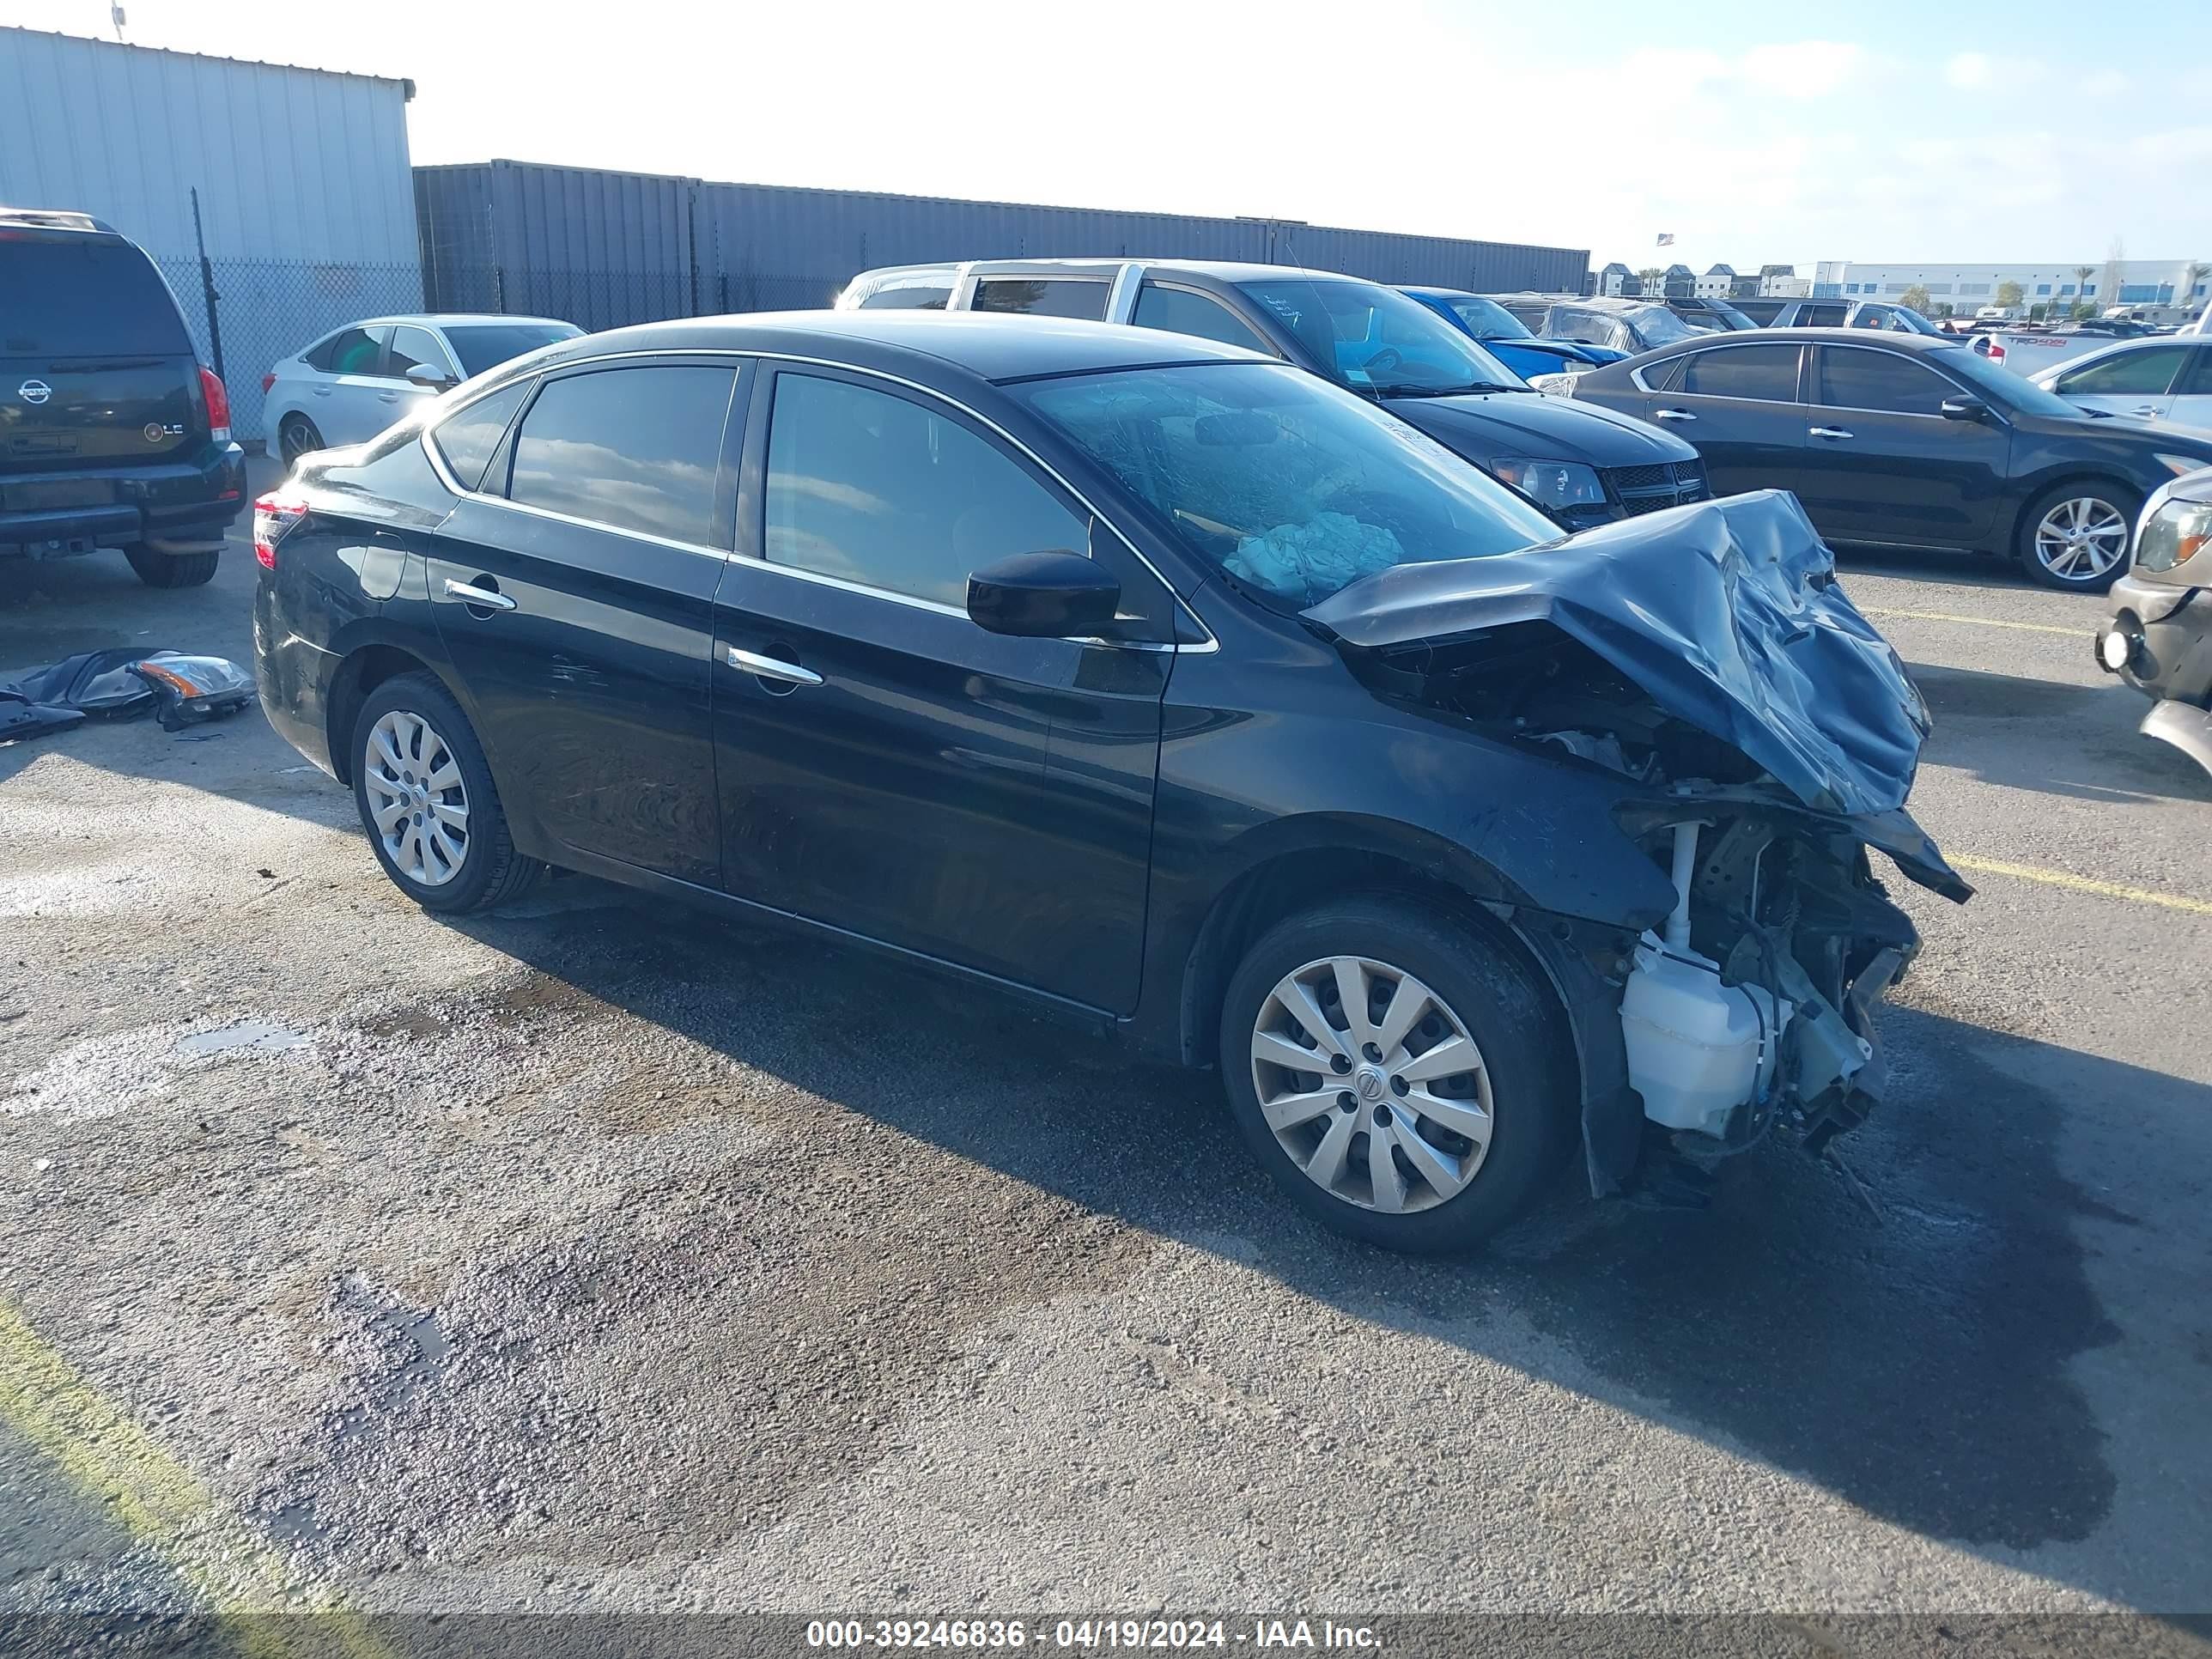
[350,673,544,914]
[123,544,220,587]
[278,414,324,470]
[1218,896,1572,1254]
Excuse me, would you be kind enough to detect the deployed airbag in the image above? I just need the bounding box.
[1304,490,1928,818]
[1226,511,1407,606]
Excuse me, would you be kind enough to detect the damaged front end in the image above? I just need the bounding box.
[1304,489,1972,1188]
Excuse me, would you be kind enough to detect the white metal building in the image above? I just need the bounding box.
[1813,258,2209,316]
[0,26,422,439]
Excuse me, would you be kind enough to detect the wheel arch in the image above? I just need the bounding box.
[324,641,455,785]
[1171,819,1570,1073]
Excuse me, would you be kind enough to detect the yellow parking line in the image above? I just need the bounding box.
[0,1297,392,1659]
[1860,606,2084,637]
[1951,855,2212,917]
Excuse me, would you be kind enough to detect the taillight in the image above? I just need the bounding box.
[261,370,276,395]
[199,366,232,444]
[252,490,308,570]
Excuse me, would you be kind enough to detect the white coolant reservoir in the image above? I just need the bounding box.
[1621,933,1790,1140]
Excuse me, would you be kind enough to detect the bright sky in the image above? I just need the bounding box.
[12,0,2211,273]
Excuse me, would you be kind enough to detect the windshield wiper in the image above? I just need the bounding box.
[1374,381,1528,398]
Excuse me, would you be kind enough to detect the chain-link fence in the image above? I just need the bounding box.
[164,257,846,446]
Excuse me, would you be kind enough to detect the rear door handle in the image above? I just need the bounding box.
[443,578,515,611]
[310,386,332,397]
[726,646,822,687]
[1654,408,1697,422]
[1810,426,1854,440]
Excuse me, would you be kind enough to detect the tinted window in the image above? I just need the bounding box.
[2059,345,2189,397]
[309,326,387,375]
[1816,348,1956,415]
[2179,349,2212,397]
[1677,344,1802,402]
[764,373,1088,609]
[1446,297,1531,340]
[386,325,453,381]
[507,365,736,545]
[858,285,951,311]
[973,279,1112,320]
[440,322,580,379]
[431,381,531,493]
[1132,284,1268,352]
[1236,278,1522,393]
[0,237,191,356]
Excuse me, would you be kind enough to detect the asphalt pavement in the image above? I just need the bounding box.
[3,468,2208,1653]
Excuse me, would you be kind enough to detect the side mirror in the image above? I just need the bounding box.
[405,362,456,389]
[1940,395,1991,423]
[967,550,1121,639]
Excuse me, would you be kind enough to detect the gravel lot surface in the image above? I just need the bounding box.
[3,464,2208,1650]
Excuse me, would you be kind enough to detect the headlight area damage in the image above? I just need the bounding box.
[1304,489,1972,1196]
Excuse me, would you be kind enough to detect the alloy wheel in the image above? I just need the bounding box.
[363,709,470,886]
[1249,956,1493,1214]
[2033,495,2130,583]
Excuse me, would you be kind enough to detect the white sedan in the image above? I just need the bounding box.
[2030,335,2212,430]
[263,313,580,467]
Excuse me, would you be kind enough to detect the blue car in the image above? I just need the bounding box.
[1401,288,1631,379]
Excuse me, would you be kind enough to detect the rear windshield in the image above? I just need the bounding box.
[0,237,191,356]
[440,322,582,380]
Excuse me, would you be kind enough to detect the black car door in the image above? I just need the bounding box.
[425,356,741,885]
[1796,344,2011,549]
[709,363,1178,1015]
[1642,340,1812,497]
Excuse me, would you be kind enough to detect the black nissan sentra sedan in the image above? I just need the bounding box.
[255,312,1967,1252]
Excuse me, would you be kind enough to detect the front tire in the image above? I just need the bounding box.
[2018,481,2137,592]
[123,544,220,587]
[350,673,544,913]
[1218,896,1571,1254]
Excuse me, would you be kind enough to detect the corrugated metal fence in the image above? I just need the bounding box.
[416,161,1589,328]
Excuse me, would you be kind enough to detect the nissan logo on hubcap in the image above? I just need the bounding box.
[18,380,52,405]
[1353,1067,1387,1103]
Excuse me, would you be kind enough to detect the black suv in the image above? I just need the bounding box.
[1,210,246,586]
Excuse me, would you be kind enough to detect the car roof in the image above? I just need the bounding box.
[526,309,1265,385]
[349,313,574,329]
[0,207,119,238]
[1658,328,1971,352]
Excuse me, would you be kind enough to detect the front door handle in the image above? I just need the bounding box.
[1654,408,1697,422]
[726,645,822,687]
[378,391,399,404]
[1810,426,1855,440]
[443,578,515,611]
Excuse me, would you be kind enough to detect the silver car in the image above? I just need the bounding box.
[263,313,580,467]
[2031,335,2212,429]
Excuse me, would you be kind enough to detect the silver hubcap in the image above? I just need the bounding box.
[1249,956,1493,1215]
[2033,496,2128,581]
[364,710,470,886]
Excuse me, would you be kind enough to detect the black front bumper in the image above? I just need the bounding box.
[0,442,247,556]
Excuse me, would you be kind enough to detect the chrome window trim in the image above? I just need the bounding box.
[417,345,1218,652]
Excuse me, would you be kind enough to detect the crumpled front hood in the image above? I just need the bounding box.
[1305,489,1935,824]
[1385,390,1697,467]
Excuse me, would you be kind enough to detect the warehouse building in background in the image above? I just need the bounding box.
[414,160,1590,330]
[0,26,422,441]
[4,25,1589,441]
